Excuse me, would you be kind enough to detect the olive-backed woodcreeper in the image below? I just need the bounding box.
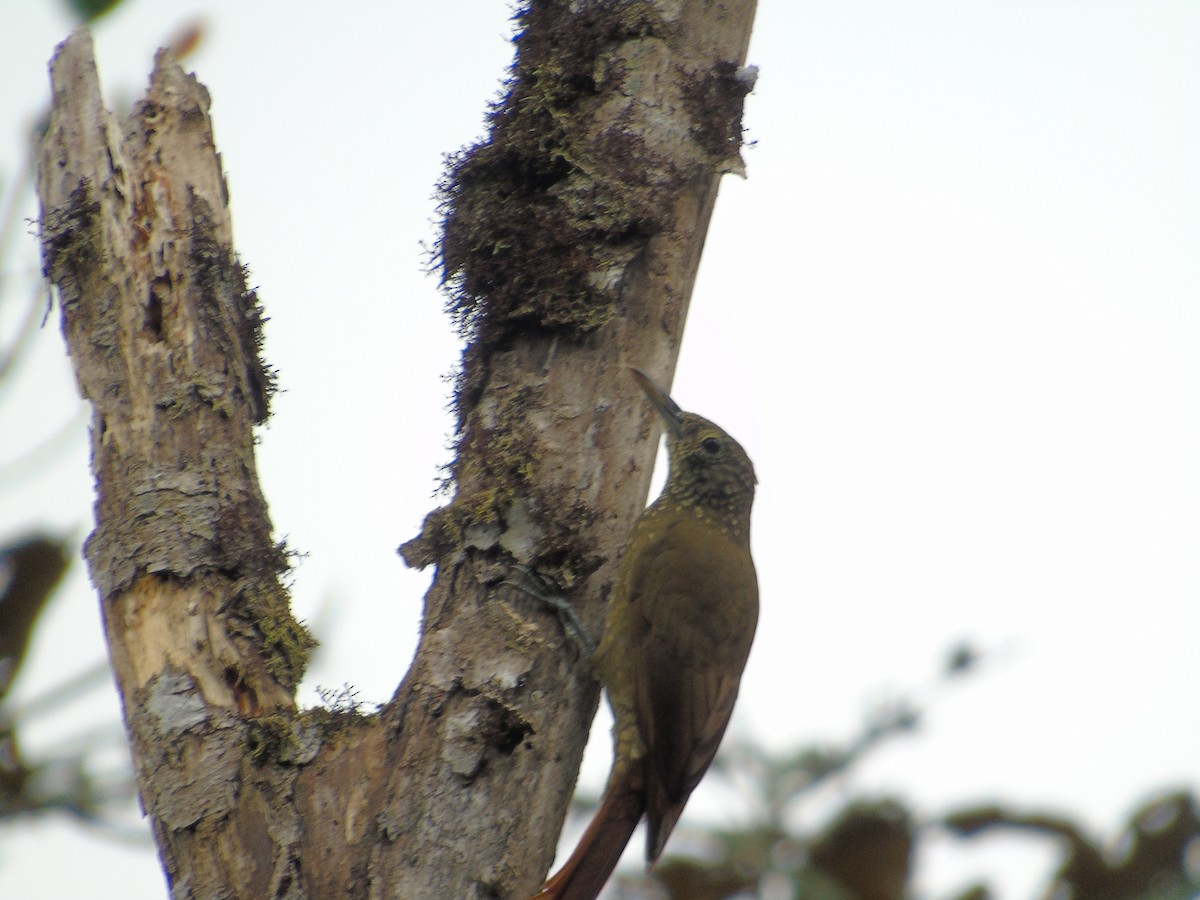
[535,368,759,900]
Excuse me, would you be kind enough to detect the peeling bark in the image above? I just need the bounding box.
[36,0,756,894]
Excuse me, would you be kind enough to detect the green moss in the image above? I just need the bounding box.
[401,382,603,586]
[439,418,544,545]
[237,578,317,691]
[679,60,756,165]
[246,713,292,765]
[408,1,752,587]
[246,703,369,767]
[434,0,673,417]
[187,196,274,424]
[414,0,684,580]
[42,184,102,281]
[42,185,118,352]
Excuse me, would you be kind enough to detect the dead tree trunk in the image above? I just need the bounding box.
[36,1,756,896]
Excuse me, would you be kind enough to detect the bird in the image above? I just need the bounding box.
[534,368,759,900]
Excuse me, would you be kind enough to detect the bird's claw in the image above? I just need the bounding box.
[504,564,597,654]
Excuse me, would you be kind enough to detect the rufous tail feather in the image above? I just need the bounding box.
[532,766,644,900]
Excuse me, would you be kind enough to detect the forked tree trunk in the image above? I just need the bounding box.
[36,2,756,896]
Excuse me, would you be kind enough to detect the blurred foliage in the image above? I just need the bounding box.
[623,776,1199,900]
[0,534,70,813]
[63,0,125,25]
[589,643,1200,899]
[0,536,69,703]
[0,533,136,826]
[945,791,1200,900]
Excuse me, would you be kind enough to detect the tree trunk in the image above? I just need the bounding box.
[36,1,756,896]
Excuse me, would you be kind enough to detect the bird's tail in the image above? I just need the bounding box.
[532,765,645,900]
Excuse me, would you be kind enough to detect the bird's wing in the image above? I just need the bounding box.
[622,515,758,861]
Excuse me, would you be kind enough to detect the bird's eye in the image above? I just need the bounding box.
[702,437,721,454]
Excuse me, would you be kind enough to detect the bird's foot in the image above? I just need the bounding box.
[504,563,597,654]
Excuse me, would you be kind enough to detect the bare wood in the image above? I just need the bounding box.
[36,0,756,893]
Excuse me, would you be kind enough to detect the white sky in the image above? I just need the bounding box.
[1,2,1197,898]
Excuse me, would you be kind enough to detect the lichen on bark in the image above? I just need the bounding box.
[410,0,757,588]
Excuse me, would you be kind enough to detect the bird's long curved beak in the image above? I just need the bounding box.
[630,368,684,437]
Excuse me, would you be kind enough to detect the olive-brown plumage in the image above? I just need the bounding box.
[535,369,759,900]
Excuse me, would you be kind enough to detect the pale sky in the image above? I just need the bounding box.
[1,2,1197,898]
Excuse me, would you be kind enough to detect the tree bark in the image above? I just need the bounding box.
[36,0,756,895]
